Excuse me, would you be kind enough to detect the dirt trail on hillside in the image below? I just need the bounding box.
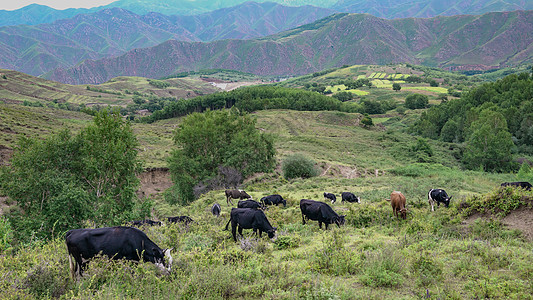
[465,207,533,240]
[502,207,533,240]
[137,168,173,198]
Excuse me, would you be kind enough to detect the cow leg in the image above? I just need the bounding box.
[318,221,322,229]
[231,224,238,242]
[325,222,329,230]
[238,226,244,238]
[302,214,306,225]
[429,199,434,212]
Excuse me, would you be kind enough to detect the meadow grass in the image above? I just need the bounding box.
[1,107,532,299]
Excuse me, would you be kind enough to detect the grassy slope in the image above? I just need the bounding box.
[0,69,219,107]
[1,96,532,298]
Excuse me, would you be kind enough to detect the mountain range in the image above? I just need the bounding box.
[2,0,532,27]
[46,10,533,84]
[0,2,333,77]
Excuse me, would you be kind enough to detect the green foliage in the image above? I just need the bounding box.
[282,154,319,180]
[392,82,401,91]
[410,253,443,287]
[459,187,531,218]
[410,138,434,162]
[143,86,353,123]
[405,93,428,109]
[273,235,300,250]
[0,217,13,254]
[332,91,353,102]
[168,109,275,203]
[360,247,404,287]
[412,72,533,149]
[463,110,514,172]
[147,79,171,89]
[360,115,373,127]
[0,110,146,241]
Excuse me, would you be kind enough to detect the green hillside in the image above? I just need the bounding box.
[1,103,531,299]
[2,68,533,299]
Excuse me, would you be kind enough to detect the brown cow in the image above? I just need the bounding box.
[386,191,407,220]
[225,189,251,205]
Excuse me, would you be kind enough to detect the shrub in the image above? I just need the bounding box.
[274,235,300,250]
[405,94,428,109]
[282,154,319,180]
[360,247,405,287]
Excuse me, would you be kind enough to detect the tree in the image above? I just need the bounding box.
[463,110,514,172]
[0,110,145,241]
[168,109,275,204]
[333,91,354,102]
[405,94,428,109]
[392,83,401,91]
[429,79,439,87]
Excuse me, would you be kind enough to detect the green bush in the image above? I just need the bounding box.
[405,93,429,109]
[274,235,300,250]
[360,247,404,287]
[282,154,319,180]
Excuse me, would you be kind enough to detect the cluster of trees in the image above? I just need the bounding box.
[0,110,148,241]
[412,72,533,172]
[142,86,368,123]
[167,109,276,204]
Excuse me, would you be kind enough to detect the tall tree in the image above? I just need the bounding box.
[463,109,514,172]
[168,109,275,204]
[0,110,145,241]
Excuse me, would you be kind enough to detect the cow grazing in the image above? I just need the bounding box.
[238,199,264,210]
[323,192,337,204]
[211,203,221,217]
[261,194,287,207]
[167,216,194,225]
[341,192,361,203]
[501,181,532,191]
[224,208,276,242]
[129,219,162,227]
[300,199,345,230]
[387,191,407,220]
[428,189,452,211]
[65,226,172,279]
[225,189,251,205]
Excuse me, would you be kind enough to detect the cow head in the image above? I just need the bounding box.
[267,227,277,239]
[154,248,173,273]
[335,215,346,227]
[356,196,361,203]
[444,196,452,207]
[282,199,287,207]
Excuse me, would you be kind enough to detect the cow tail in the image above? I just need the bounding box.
[224,216,232,231]
[68,252,76,280]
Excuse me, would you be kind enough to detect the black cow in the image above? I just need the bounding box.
[65,226,172,279]
[225,189,251,205]
[238,199,264,210]
[167,216,194,225]
[341,192,361,203]
[323,192,337,204]
[300,199,345,230]
[211,203,221,217]
[224,208,276,242]
[129,219,162,227]
[501,182,532,191]
[428,189,452,211]
[260,194,287,207]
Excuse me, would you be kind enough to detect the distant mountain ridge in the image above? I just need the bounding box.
[46,10,533,84]
[0,2,334,77]
[331,0,533,19]
[3,0,533,27]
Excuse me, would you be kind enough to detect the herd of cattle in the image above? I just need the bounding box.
[65,181,531,279]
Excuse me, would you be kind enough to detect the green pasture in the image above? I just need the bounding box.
[324,84,369,96]
[403,86,449,93]
[1,104,532,299]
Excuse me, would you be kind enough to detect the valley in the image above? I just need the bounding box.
[1,1,533,298]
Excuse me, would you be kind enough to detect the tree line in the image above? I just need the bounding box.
[411,72,533,172]
[142,86,367,123]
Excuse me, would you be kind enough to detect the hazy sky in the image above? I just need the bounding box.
[1,0,116,10]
